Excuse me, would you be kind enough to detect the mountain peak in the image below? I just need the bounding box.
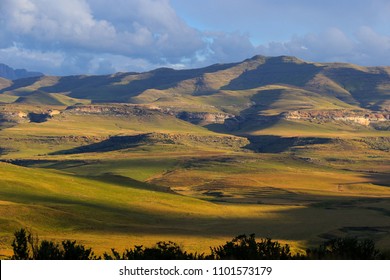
[268,55,305,64]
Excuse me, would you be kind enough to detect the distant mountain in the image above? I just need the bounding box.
[1,55,389,114]
[0,63,43,80]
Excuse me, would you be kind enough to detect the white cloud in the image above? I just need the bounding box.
[3,0,121,50]
[256,28,390,66]
[0,0,389,75]
[0,44,189,75]
[0,44,65,73]
[1,0,204,62]
[356,26,390,52]
[205,32,256,63]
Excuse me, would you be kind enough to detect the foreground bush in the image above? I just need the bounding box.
[103,241,205,260]
[10,228,388,260]
[11,228,97,260]
[210,234,293,260]
[306,237,381,260]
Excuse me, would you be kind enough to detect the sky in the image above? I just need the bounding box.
[0,0,389,75]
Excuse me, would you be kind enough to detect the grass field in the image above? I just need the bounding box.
[0,103,390,258]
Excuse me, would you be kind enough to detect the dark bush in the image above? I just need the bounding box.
[11,228,97,260]
[210,234,292,260]
[104,241,204,260]
[11,228,388,260]
[11,228,30,260]
[62,240,96,260]
[36,241,63,260]
[306,237,381,260]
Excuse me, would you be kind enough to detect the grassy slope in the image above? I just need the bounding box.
[0,94,18,103]
[1,113,390,257]
[322,65,390,110]
[241,119,390,138]
[1,56,390,257]
[0,105,217,158]
[2,56,389,113]
[0,78,12,91]
[0,162,305,255]
[15,92,91,106]
[1,154,390,257]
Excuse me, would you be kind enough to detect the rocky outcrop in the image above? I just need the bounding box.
[0,107,29,124]
[0,106,59,125]
[223,114,278,131]
[283,110,390,126]
[65,104,234,125]
[64,104,153,117]
[176,111,233,125]
[223,109,390,131]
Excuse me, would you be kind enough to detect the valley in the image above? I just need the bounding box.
[0,55,389,257]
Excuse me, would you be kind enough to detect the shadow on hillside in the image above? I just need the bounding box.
[361,172,390,188]
[13,189,390,245]
[80,173,175,194]
[244,135,331,153]
[36,63,239,102]
[50,134,150,155]
[204,114,280,135]
[0,76,43,95]
[205,89,285,135]
[325,67,389,110]
[222,57,323,90]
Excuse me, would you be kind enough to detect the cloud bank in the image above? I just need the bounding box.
[0,0,389,75]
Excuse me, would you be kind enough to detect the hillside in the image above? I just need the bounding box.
[0,77,12,90]
[0,55,389,257]
[0,56,388,109]
[0,56,389,131]
[14,92,91,106]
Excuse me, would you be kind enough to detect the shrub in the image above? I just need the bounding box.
[210,234,292,260]
[104,241,203,260]
[306,237,381,260]
[11,228,30,260]
[11,228,97,260]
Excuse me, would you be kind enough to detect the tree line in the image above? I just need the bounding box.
[10,228,389,260]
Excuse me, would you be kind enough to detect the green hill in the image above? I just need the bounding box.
[1,55,389,112]
[0,55,389,258]
[15,92,90,106]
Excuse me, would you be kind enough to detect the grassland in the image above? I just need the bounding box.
[0,94,18,104]
[0,55,389,258]
[0,102,389,258]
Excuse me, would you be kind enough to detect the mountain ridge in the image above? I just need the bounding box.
[0,56,389,255]
[0,55,389,118]
[0,63,43,81]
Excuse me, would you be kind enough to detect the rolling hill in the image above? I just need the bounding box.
[0,55,388,109]
[0,55,389,257]
[1,55,389,135]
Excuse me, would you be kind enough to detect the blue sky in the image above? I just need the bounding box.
[0,0,389,75]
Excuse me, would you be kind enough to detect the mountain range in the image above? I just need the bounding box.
[0,63,43,81]
[1,55,389,110]
[0,55,389,256]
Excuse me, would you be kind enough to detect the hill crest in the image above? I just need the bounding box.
[0,55,389,121]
